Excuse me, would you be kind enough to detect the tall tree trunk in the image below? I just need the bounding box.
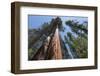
[32,26,62,60]
[45,26,62,59]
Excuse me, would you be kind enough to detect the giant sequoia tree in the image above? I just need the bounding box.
[28,17,63,60]
[28,16,88,60]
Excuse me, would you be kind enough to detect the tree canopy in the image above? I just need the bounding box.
[28,17,88,60]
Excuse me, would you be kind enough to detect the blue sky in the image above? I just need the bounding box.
[28,15,55,29]
[28,15,88,29]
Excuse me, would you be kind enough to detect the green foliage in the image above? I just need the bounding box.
[65,20,88,58]
[66,20,88,36]
[72,37,88,58]
[28,48,33,60]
